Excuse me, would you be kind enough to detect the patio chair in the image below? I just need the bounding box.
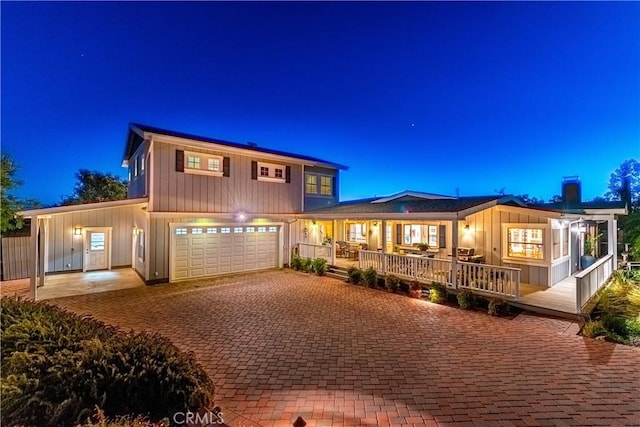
[336,241,347,258]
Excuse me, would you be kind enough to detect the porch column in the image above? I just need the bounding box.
[331,219,337,266]
[381,220,388,274]
[38,218,47,289]
[609,217,617,269]
[451,219,458,289]
[28,217,39,299]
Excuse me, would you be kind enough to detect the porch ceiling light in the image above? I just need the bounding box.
[73,227,82,236]
[236,211,247,222]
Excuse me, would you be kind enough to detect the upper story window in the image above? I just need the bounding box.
[255,161,286,183]
[306,174,317,194]
[182,150,224,177]
[306,173,333,196]
[140,154,145,174]
[133,156,139,177]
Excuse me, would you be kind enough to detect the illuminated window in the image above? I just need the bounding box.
[192,228,203,234]
[234,227,243,233]
[246,226,255,233]
[258,226,267,232]
[221,227,230,234]
[320,176,332,195]
[305,174,317,194]
[348,223,367,242]
[140,154,145,173]
[428,225,438,248]
[137,230,145,260]
[207,228,217,234]
[176,228,187,235]
[507,228,544,260]
[268,226,277,232]
[208,158,220,171]
[90,232,105,251]
[186,155,200,169]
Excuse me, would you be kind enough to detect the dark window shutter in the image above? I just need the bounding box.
[396,224,402,245]
[439,225,446,248]
[223,157,230,177]
[285,166,291,183]
[175,150,184,172]
[332,176,337,196]
[251,161,257,180]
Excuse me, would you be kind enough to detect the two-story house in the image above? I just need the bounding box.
[23,123,346,298]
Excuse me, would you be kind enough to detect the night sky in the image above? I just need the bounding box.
[2,1,639,207]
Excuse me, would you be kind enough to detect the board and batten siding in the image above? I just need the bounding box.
[45,205,138,273]
[463,206,550,287]
[150,141,303,214]
[132,204,149,279]
[1,236,30,280]
[127,141,148,199]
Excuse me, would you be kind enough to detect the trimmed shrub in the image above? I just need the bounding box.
[398,281,410,293]
[300,257,313,273]
[291,254,303,271]
[362,267,378,288]
[385,275,400,292]
[582,320,606,338]
[409,281,422,298]
[488,298,511,316]
[347,266,362,285]
[429,283,448,304]
[0,297,214,427]
[601,314,629,338]
[457,289,476,310]
[311,258,328,276]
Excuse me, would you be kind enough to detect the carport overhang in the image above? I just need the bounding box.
[19,198,148,300]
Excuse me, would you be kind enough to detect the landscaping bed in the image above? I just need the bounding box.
[0,297,216,426]
[581,270,640,346]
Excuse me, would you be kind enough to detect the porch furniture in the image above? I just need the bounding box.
[336,241,347,258]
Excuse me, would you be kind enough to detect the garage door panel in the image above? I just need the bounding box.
[172,225,279,281]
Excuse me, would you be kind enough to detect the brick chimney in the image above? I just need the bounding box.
[561,176,581,208]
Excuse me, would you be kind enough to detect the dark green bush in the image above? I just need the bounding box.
[488,298,511,316]
[398,281,410,293]
[311,258,328,276]
[0,297,214,427]
[291,254,303,271]
[429,283,448,304]
[601,314,629,338]
[362,267,378,287]
[385,275,400,292]
[457,290,476,309]
[300,257,313,273]
[347,266,362,285]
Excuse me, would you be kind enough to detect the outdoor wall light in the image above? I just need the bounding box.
[73,227,82,236]
[235,211,247,222]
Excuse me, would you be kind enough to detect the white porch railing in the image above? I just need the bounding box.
[458,261,520,300]
[298,243,333,263]
[358,250,520,300]
[575,254,614,312]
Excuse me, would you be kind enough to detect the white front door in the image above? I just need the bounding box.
[84,229,111,271]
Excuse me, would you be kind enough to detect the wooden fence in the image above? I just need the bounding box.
[1,236,30,280]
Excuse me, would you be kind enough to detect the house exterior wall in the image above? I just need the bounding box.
[303,166,339,211]
[45,205,139,273]
[127,141,148,198]
[132,205,148,279]
[148,139,305,214]
[463,206,550,287]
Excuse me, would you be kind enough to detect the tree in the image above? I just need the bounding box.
[1,154,26,232]
[62,169,127,205]
[514,194,545,205]
[604,159,639,211]
[548,195,563,203]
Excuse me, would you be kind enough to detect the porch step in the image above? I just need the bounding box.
[327,266,349,282]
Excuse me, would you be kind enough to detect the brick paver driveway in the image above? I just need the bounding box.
[49,270,640,426]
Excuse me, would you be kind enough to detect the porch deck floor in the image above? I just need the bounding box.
[518,277,577,314]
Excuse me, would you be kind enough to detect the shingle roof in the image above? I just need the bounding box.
[306,195,504,215]
[127,123,348,170]
[529,200,627,213]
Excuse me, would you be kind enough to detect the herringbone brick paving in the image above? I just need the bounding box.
[19,270,640,426]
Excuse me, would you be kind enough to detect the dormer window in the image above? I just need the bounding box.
[183,151,224,177]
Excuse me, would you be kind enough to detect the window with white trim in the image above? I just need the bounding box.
[184,151,224,177]
[192,228,203,234]
[234,227,243,233]
[133,156,139,177]
[258,226,267,232]
[268,226,277,232]
[221,227,230,234]
[246,227,255,233]
[137,230,145,260]
[348,223,367,242]
[507,227,544,260]
[207,228,217,234]
[140,154,145,174]
[257,161,286,183]
[176,228,187,235]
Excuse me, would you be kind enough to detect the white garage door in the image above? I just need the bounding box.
[171,225,280,281]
